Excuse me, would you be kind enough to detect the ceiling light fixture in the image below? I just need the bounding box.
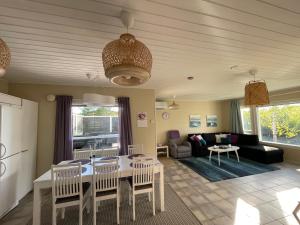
[0,38,11,77]
[244,69,269,106]
[102,10,152,86]
[168,96,179,110]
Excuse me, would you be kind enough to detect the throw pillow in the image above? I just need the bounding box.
[200,138,207,146]
[216,134,227,144]
[231,134,238,145]
[189,135,196,141]
[196,134,203,140]
[193,135,202,146]
[221,136,231,144]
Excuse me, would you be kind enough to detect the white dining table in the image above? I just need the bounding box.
[32,155,165,225]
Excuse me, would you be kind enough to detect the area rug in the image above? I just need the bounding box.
[21,183,201,225]
[179,155,280,182]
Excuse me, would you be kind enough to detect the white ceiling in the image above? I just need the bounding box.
[1,0,300,100]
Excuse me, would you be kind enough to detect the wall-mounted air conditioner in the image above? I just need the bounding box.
[155,101,168,110]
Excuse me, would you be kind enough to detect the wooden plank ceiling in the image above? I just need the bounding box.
[1,0,300,100]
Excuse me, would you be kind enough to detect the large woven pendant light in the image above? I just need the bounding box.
[0,38,11,77]
[102,11,152,86]
[244,69,270,106]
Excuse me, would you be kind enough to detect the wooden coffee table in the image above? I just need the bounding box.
[208,146,240,166]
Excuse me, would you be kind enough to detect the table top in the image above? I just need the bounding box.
[208,145,239,152]
[34,155,162,188]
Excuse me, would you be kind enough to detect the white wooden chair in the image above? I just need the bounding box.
[102,147,119,157]
[51,163,91,225]
[92,149,103,158]
[73,149,93,160]
[92,159,120,225]
[129,157,155,221]
[128,144,143,155]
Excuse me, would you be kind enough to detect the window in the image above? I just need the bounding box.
[257,103,300,146]
[241,107,252,134]
[72,106,119,150]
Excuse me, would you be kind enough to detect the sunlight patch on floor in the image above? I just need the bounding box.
[234,198,260,225]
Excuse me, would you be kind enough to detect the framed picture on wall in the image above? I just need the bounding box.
[206,115,217,127]
[189,115,201,128]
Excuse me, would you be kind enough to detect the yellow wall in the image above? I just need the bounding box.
[8,83,156,176]
[0,79,8,93]
[156,100,230,145]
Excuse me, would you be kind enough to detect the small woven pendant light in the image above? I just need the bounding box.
[102,11,152,86]
[244,69,270,106]
[0,38,11,76]
[169,96,179,110]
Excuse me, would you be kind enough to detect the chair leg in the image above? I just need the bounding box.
[87,197,91,214]
[93,199,97,225]
[152,190,155,216]
[132,194,136,221]
[293,202,300,223]
[148,193,151,202]
[52,207,56,225]
[79,204,83,225]
[61,208,65,219]
[117,192,120,224]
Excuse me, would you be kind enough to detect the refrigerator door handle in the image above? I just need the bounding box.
[0,161,6,178]
[0,143,7,159]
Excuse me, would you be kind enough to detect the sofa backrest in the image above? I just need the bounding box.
[237,134,259,145]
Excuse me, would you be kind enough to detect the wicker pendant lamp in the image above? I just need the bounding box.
[244,69,270,106]
[102,11,152,86]
[0,38,11,77]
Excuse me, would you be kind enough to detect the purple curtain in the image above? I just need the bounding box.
[118,97,133,155]
[53,95,73,164]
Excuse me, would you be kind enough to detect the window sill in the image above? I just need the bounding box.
[260,141,300,150]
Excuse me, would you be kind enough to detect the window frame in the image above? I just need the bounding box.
[240,106,253,134]
[256,102,300,148]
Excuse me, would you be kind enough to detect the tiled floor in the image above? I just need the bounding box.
[161,157,300,225]
[2,157,300,225]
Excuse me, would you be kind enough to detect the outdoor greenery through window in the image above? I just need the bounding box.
[72,106,119,150]
[258,103,300,146]
[241,107,252,134]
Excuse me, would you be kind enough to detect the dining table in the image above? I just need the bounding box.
[32,155,165,225]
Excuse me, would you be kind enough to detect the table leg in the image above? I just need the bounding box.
[209,150,212,162]
[235,150,240,162]
[227,152,229,158]
[218,152,220,166]
[33,183,41,225]
[167,147,169,158]
[159,165,165,211]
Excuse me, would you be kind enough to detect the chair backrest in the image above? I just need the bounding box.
[102,148,119,157]
[73,149,92,160]
[132,157,155,186]
[128,144,143,155]
[92,159,119,193]
[168,130,180,139]
[92,149,103,158]
[51,163,82,200]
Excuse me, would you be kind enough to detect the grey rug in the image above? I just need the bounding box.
[27,183,201,225]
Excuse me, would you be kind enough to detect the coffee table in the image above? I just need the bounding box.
[208,146,240,166]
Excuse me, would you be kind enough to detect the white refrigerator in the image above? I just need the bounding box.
[0,103,23,217]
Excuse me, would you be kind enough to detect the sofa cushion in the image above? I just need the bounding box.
[202,133,216,145]
[238,134,259,145]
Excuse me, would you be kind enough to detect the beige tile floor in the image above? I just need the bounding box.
[161,157,300,225]
[2,157,300,225]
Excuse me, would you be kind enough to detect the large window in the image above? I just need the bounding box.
[258,103,300,146]
[72,106,119,150]
[241,107,252,134]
